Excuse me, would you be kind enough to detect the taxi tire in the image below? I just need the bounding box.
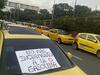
[73,43,79,50]
[97,51,100,58]
[57,38,62,44]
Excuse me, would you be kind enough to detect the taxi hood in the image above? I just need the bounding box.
[46,66,86,75]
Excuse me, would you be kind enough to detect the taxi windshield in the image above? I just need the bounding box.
[42,27,49,30]
[58,30,69,35]
[0,39,73,75]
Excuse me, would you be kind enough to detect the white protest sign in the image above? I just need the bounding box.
[15,48,61,73]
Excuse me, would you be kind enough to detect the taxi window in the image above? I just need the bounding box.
[79,34,87,39]
[87,35,96,42]
[96,35,100,41]
[49,29,57,33]
[58,30,69,35]
[49,29,53,32]
[53,30,57,33]
[0,39,73,75]
[8,26,41,35]
[38,27,41,29]
[42,27,49,30]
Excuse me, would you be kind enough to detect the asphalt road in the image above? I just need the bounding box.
[60,44,100,75]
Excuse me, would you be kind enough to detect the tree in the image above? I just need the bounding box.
[0,0,6,9]
[0,10,4,19]
[53,3,73,18]
[39,9,51,20]
[22,9,39,21]
[3,11,10,20]
[4,8,51,22]
[0,0,7,19]
[91,10,100,17]
[75,5,91,17]
[7,9,39,21]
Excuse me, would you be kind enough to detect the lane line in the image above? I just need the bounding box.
[60,45,83,61]
[72,55,83,61]
[65,51,83,61]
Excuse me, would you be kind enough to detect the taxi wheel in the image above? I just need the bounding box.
[57,38,62,44]
[97,51,100,58]
[73,43,78,50]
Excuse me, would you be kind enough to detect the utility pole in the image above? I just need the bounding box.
[73,0,77,17]
[9,10,12,21]
[52,0,56,22]
[16,4,20,21]
[95,0,98,10]
[50,0,56,26]
[95,0,98,16]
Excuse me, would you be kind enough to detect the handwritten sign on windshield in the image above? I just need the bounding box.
[15,48,61,73]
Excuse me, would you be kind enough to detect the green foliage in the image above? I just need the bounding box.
[4,8,51,21]
[52,17,100,34]
[1,2,100,34]
[75,5,91,17]
[32,20,43,25]
[0,10,4,19]
[39,9,51,20]
[0,0,6,19]
[20,9,39,21]
[54,3,73,18]
[0,0,6,9]
[90,10,100,17]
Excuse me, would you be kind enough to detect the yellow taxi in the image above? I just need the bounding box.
[48,29,74,44]
[36,26,49,34]
[73,33,100,58]
[0,24,86,75]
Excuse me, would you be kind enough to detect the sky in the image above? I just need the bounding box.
[9,0,100,11]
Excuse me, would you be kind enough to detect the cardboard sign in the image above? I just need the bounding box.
[15,48,61,73]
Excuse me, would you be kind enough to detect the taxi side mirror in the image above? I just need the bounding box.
[67,52,73,59]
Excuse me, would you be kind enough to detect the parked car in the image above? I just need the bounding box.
[0,26,86,75]
[73,33,100,58]
[36,26,49,34]
[48,29,74,44]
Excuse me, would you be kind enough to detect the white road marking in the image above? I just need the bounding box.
[65,51,83,61]
[72,55,83,61]
[60,45,83,61]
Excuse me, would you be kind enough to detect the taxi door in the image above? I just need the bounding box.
[85,35,98,54]
[0,31,3,57]
[36,27,42,33]
[49,30,58,41]
[77,33,88,50]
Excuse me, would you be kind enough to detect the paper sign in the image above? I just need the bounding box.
[15,48,61,73]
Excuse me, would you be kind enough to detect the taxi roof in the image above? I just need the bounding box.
[2,26,49,39]
[8,26,40,35]
[79,33,99,36]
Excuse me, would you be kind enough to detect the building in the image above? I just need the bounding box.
[6,1,39,11]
